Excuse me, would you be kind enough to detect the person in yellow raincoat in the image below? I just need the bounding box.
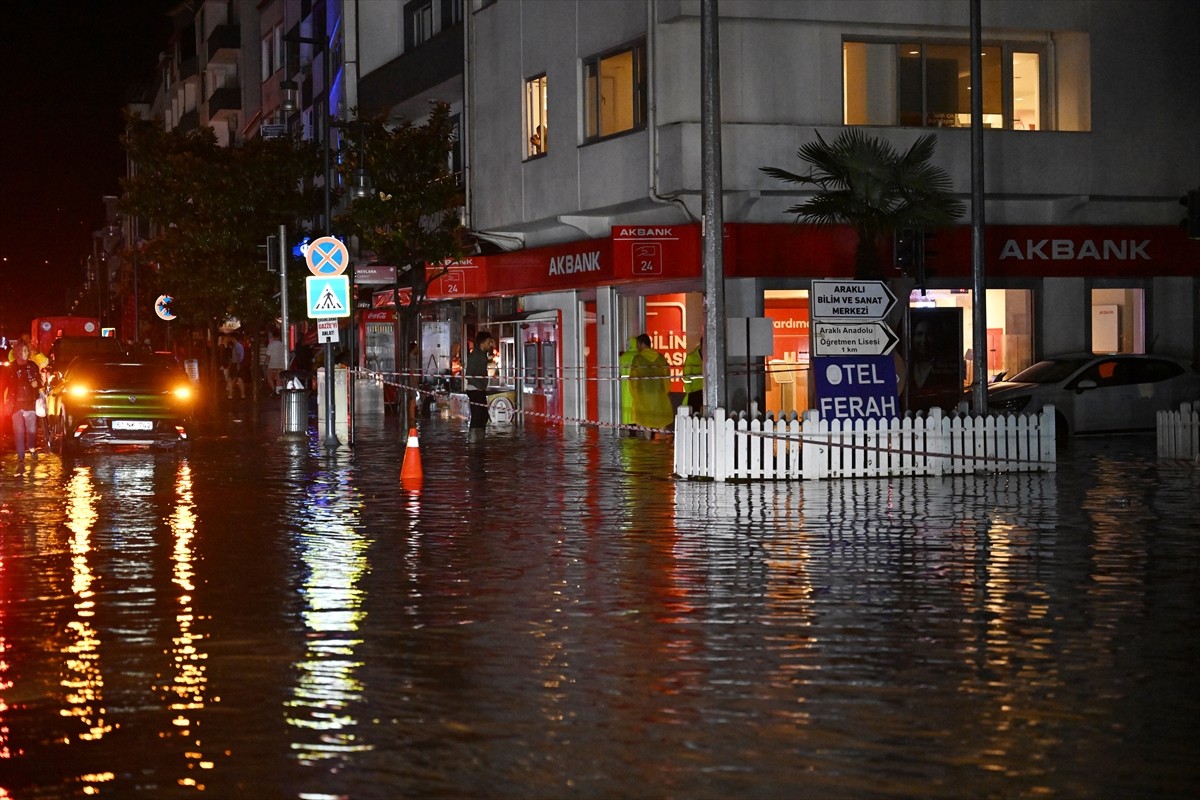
[629,333,674,436]
[619,337,638,433]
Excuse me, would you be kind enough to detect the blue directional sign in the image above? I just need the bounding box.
[305,235,350,276]
[306,275,351,319]
[813,355,899,421]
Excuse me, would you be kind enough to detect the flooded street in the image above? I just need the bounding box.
[1,409,1198,799]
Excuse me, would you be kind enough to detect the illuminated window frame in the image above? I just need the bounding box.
[843,39,1048,131]
[583,40,647,143]
[524,74,548,159]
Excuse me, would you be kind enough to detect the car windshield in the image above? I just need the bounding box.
[1008,357,1094,384]
[69,363,181,391]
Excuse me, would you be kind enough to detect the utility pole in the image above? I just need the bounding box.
[969,0,988,414]
[700,0,727,413]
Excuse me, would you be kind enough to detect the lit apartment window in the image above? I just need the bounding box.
[583,41,646,142]
[1011,51,1041,131]
[406,0,435,49]
[843,39,1050,131]
[525,74,548,158]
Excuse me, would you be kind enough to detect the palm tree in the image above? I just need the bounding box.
[761,129,964,279]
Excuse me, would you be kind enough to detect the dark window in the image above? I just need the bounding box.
[442,0,464,27]
[1126,358,1183,384]
[406,0,435,49]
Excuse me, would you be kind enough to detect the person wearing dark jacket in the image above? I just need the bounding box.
[464,330,495,431]
[3,342,43,474]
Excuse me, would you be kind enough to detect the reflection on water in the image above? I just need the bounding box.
[61,466,112,748]
[284,450,372,768]
[0,550,10,763]
[0,424,1195,798]
[156,459,218,788]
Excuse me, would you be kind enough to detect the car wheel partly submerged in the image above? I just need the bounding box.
[52,410,76,455]
[1054,410,1070,448]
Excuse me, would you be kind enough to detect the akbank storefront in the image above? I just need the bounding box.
[423,222,1198,426]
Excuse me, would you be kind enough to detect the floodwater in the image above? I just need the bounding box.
[0,407,1197,799]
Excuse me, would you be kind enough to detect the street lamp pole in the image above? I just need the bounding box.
[283,30,338,448]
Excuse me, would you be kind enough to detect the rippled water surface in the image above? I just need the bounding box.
[1,411,1197,799]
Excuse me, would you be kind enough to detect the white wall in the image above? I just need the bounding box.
[1040,278,1088,356]
[469,0,1199,236]
[358,2,404,76]
[1151,278,1196,357]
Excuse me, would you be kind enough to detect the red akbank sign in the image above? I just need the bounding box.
[928,225,1198,277]
[426,239,614,299]
[612,225,704,282]
[422,223,1196,301]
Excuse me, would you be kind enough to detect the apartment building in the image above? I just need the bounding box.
[453,0,1199,424]
[137,0,1200,425]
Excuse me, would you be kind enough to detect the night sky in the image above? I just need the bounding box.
[0,0,176,335]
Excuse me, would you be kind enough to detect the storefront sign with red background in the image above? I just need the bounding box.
[612,225,704,282]
[926,225,1199,278]
[426,239,615,299]
[421,223,1196,302]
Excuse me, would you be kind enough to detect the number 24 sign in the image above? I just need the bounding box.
[632,243,662,275]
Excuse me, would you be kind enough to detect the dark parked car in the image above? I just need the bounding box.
[46,358,195,452]
[986,353,1200,439]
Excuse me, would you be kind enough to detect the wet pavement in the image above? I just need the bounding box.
[1,403,1198,799]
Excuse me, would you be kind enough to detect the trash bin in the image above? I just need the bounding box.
[282,385,309,439]
[282,389,308,437]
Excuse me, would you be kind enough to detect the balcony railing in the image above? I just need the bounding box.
[178,54,199,80]
[207,24,241,62]
[177,108,200,133]
[208,85,242,116]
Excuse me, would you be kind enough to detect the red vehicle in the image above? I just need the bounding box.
[31,316,103,355]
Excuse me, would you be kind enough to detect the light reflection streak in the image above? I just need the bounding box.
[153,459,215,790]
[0,552,11,763]
[953,473,1062,780]
[60,468,112,746]
[284,457,372,767]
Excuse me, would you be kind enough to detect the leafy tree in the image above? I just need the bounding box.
[119,115,320,395]
[335,101,465,419]
[761,129,964,279]
[336,101,464,272]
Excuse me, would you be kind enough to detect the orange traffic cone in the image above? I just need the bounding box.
[401,427,423,488]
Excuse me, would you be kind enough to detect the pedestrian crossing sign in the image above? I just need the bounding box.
[306,275,351,319]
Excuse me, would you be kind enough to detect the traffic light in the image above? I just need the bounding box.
[893,228,918,273]
[1181,190,1200,239]
[258,235,281,273]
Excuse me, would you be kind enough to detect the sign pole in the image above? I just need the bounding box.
[305,236,351,448]
[279,224,290,369]
[321,47,339,450]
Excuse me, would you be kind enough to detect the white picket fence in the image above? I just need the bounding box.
[1157,402,1199,461]
[674,405,1057,481]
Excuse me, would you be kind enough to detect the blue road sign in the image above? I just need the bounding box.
[305,235,350,276]
[812,355,899,421]
[306,275,351,319]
